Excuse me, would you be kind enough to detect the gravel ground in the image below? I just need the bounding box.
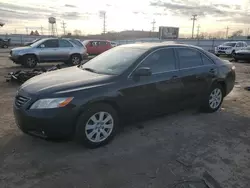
[0,50,250,188]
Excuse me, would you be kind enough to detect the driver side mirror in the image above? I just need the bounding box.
[40,44,45,48]
[133,67,152,77]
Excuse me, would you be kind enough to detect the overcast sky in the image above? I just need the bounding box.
[0,0,250,36]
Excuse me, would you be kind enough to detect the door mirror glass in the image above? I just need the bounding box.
[40,44,45,48]
[134,67,152,77]
[236,44,240,47]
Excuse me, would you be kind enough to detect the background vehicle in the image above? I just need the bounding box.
[83,40,112,55]
[13,43,235,148]
[233,46,250,62]
[0,38,10,48]
[110,41,118,47]
[9,38,88,68]
[215,41,248,56]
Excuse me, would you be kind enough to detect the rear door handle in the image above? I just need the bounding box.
[171,75,178,79]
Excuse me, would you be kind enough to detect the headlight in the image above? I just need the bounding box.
[30,97,73,109]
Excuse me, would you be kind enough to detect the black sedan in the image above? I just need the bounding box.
[233,47,250,62]
[13,43,236,148]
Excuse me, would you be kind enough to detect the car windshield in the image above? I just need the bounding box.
[80,46,147,75]
[82,40,89,45]
[223,42,236,47]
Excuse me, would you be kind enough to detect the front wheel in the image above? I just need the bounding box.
[22,55,38,68]
[75,103,119,148]
[201,84,224,113]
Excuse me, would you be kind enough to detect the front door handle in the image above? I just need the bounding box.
[209,68,216,74]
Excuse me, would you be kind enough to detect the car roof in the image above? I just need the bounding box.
[119,42,202,50]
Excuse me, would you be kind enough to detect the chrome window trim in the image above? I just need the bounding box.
[128,46,216,79]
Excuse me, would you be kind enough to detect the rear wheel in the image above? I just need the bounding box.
[75,103,119,148]
[201,84,224,113]
[69,54,81,65]
[22,55,37,68]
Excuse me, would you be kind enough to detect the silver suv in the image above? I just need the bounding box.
[9,38,88,68]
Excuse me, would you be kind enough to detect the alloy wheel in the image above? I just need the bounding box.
[85,111,114,143]
[209,88,222,109]
[72,56,80,65]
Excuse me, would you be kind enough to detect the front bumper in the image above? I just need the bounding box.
[233,53,250,60]
[13,101,78,138]
[215,50,232,55]
[9,55,21,64]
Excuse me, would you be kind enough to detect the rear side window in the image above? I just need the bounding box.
[99,41,108,46]
[140,48,176,73]
[41,39,58,48]
[176,48,202,69]
[59,39,73,47]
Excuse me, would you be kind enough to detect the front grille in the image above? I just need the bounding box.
[15,95,30,108]
[219,47,226,50]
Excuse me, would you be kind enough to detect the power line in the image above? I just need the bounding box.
[191,14,197,39]
[196,24,200,39]
[225,26,229,39]
[61,21,67,36]
[151,19,156,32]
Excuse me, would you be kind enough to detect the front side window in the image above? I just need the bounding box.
[201,53,214,65]
[139,48,176,73]
[176,48,202,69]
[40,39,58,48]
[81,46,146,75]
[59,39,73,48]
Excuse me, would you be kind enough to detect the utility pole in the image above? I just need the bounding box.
[40,26,44,35]
[225,26,229,39]
[191,14,197,39]
[151,19,156,32]
[99,11,106,34]
[196,24,200,39]
[61,21,67,36]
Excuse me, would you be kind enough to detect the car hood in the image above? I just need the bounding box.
[19,66,115,96]
[218,45,233,48]
[12,46,31,51]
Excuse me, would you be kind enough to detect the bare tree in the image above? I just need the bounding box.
[231,30,243,37]
[73,29,82,36]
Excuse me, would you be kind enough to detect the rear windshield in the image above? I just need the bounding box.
[70,39,84,47]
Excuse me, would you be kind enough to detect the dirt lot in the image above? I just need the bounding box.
[0,50,250,188]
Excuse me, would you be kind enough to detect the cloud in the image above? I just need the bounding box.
[65,4,76,8]
[149,0,242,17]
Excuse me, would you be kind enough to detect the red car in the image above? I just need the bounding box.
[83,40,112,55]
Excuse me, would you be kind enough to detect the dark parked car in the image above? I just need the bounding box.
[13,43,235,148]
[0,38,10,48]
[233,46,250,62]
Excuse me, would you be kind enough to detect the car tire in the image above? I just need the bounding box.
[201,83,224,113]
[75,103,119,148]
[22,55,38,68]
[216,54,220,57]
[69,54,81,65]
[231,50,236,57]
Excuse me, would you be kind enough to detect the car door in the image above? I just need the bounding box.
[176,47,217,107]
[121,48,182,116]
[37,39,59,61]
[57,39,74,61]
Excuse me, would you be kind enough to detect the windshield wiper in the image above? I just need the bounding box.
[81,67,97,73]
